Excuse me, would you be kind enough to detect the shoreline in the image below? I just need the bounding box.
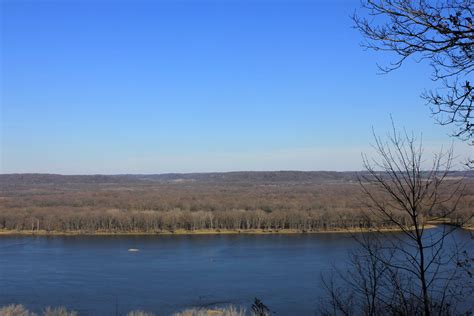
[0,225,443,236]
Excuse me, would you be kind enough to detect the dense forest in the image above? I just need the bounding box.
[0,172,472,233]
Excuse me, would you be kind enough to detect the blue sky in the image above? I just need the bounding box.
[1,0,471,174]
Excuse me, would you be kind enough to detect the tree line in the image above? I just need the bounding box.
[0,179,472,233]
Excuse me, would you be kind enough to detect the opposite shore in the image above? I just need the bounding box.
[1,224,469,236]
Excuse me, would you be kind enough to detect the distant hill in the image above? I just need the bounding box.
[1,170,473,187]
[0,171,358,186]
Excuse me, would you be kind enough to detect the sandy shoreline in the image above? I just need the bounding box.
[0,225,444,236]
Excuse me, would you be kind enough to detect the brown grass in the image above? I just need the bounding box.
[173,306,246,316]
[127,311,155,316]
[0,305,35,316]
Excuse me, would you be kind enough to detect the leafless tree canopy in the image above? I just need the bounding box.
[322,127,474,315]
[354,0,473,141]
[1,172,472,234]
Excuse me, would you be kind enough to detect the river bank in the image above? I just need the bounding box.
[0,225,443,236]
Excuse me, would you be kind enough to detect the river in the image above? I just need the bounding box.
[0,228,472,315]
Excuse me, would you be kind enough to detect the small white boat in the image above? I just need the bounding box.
[128,248,139,252]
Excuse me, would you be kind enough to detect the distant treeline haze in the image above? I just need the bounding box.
[0,172,472,233]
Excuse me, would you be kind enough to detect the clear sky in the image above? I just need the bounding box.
[1,0,471,174]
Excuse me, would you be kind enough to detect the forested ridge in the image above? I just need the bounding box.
[0,172,472,233]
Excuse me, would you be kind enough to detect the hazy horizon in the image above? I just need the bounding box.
[3,167,474,176]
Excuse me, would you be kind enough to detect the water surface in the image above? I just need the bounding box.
[0,229,471,315]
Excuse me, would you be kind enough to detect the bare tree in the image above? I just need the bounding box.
[322,125,473,315]
[321,241,388,316]
[251,298,271,316]
[353,0,473,161]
